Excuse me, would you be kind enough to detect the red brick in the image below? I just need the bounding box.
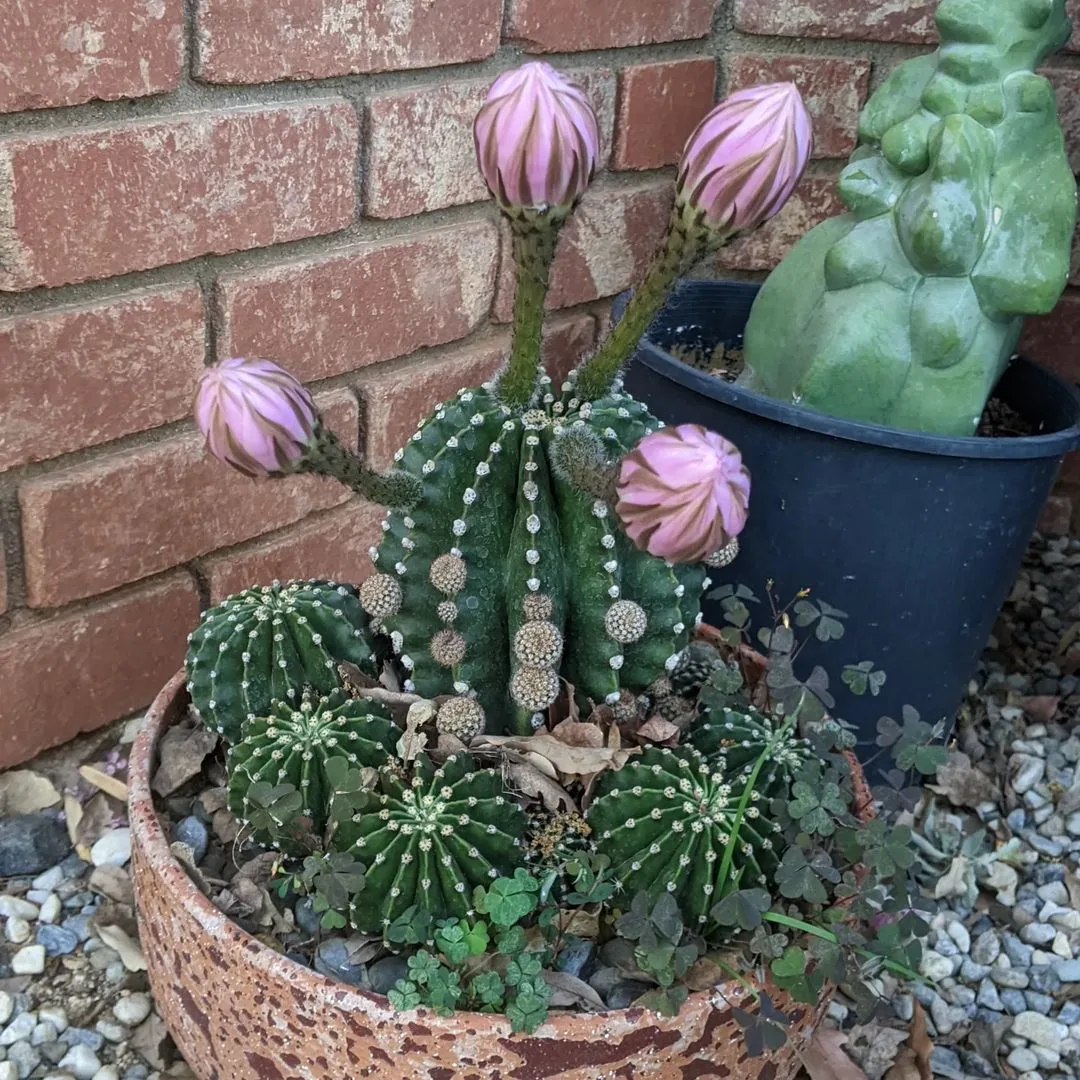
[507,0,714,52]
[1021,291,1080,384]
[365,70,617,219]
[217,222,499,381]
[1045,67,1080,173]
[493,181,675,321]
[0,0,183,113]
[195,0,501,83]
[19,390,358,609]
[1039,493,1073,536]
[614,59,716,171]
[0,573,198,769]
[0,542,6,615]
[715,175,845,272]
[0,102,357,292]
[354,339,507,471]
[734,0,936,43]
[541,313,598,387]
[727,54,871,160]
[1070,0,1080,53]
[201,502,386,603]
[0,287,205,473]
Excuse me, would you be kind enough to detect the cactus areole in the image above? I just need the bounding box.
[741,0,1079,436]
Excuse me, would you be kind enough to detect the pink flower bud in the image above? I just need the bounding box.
[677,82,813,237]
[474,61,600,215]
[194,357,318,478]
[615,425,751,565]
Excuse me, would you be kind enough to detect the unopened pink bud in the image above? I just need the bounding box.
[677,82,813,237]
[474,61,600,215]
[615,425,751,565]
[194,357,318,479]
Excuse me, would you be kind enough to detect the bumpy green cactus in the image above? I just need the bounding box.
[335,752,527,931]
[586,746,784,926]
[360,376,707,736]
[742,0,1078,436]
[686,706,811,794]
[186,580,378,743]
[227,687,398,835]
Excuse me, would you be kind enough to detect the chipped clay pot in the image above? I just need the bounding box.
[130,670,827,1080]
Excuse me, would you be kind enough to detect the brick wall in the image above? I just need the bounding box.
[3,0,1080,766]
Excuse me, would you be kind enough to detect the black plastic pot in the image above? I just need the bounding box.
[621,279,1080,758]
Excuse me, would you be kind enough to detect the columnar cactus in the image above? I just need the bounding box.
[185,581,378,743]
[741,0,1078,435]
[336,753,527,931]
[586,746,784,925]
[227,687,399,835]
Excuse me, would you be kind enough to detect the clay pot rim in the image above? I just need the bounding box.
[130,670,737,1030]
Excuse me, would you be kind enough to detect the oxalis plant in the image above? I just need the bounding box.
[178,62,941,1049]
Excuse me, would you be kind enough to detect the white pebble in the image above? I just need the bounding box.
[0,896,39,921]
[11,943,45,975]
[37,1006,67,1033]
[1037,881,1069,906]
[1012,754,1046,794]
[94,1019,126,1043]
[1013,1011,1068,1052]
[947,921,971,954]
[919,950,954,982]
[111,993,152,1027]
[37,893,61,924]
[5,917,31,944]
[1053,932,1073,959]
[0,1063,16,1080]
[59,1044,102,1080]
[31,867,64,893]
[90,829,131,868]
[92,1068,121,1080]
[1008,1047,1039,1072]
[0,1012,36,1046]
[0,992,11,1027]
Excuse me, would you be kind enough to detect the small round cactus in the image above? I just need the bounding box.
[686,705,811,797]
[436,697,486,743]
[185,580,378,743]
[586,746,783,927]
[227,687,398,836]
[670,640,724,696]
[337,753,527,932]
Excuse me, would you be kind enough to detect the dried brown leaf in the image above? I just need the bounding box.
[397,702,433,763]
[925,751,998,809]
[607,722,622,751]
[96,923,147,972]
[551,718,605,749]
[130,1013,172,1069]
[683,956,728,993]
[79,765,128,803]
[541,971,605,1011]
[505,761,575,812]
[553,909,599,938]
[474,734,638,784]
[170,842,210,895]
[635,718,681,746]
[803,1028,867,1080]
[344,935,386,966]
[233,853,279,887]
[0,770,61,814]
[1019,694,1060,724]
[211,807,240,846]
[75,794,115,848]
[883,1002,932,1080]
[523,750,560,781]
[152,725,218,797]
[88,864,133,906]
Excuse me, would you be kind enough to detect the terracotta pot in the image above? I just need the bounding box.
[130,671,829,1080]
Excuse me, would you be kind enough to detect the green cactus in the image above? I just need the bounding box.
[359,377,707,736]
[335,752,527,932]
[741,0,1078,436]
[586,746,784,927]
[227,687,398,836]
[670,640,725,697]
[185,580,378,744]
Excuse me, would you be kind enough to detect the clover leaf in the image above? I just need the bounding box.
[776,847,832,905]
[406,949,441,986]
[469,970,505,1009]
[473,868,540,927]
[387,979,421,1011]
[787,780,847,837]
[711,888,771,931]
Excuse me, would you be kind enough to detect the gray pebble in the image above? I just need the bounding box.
[1021,922,1057,946]
[1037,881,1069,905]
[991,967,1030,989]
[1025,833,1065,858]
[38,1041,67,1066]
[1008,808,1029,831]
[292,898,322,937]
[1033,864,1067,887]
[930,1046,964,1080]
[1000,988,1028,1014]
[30,1023,57,1047]
[0,1017,36,1047]
[912,982,939,1009]
[977,980,1003,1011]
[367,955,409,997]
[58,1044,100,1080]
[5,1041,40,1080]
[31,867,64,893]
[1013,755,1047,794]
[960,958,991,982]
[1004,933,1035,967]
[1008,1047,1040,1072]
[60,916,92,944]
[171,818,208,865]
[1025,991,1055,1014]
[314,939,369,989]
[1056,958,1080,982]
[1029,966,1061,993]
[971,930,1001,966]
[946,921,971,954]
[60,1030,103,1053]
[93,1020,126,1044]
[944,985,976,1007]
[36,924,79,956]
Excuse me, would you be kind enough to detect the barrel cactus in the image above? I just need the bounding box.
[185,580,378,743]
[227,687,399,835]
[586,746,784,926]
[335,752,527,931]
[741,0,1077,435]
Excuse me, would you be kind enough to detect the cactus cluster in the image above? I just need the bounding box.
[186,580,377,743]
[336,753,527,931]
[227,687,399,836]
[360,378,707,736]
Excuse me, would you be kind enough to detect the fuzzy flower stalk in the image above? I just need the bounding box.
[474,62,600,407]
[194,357,420,507]
[615,425,751,565]
[575,83,813,402]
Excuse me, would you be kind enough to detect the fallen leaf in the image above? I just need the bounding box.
[0,770,61,814]
[79,765,128,803]
[169,843,210,896]
[635,718,681,746]
[934,856,971,901]
[233,853,279,887]
[64,793,85,852]
[152,725,218,797]
[683,956,728,993]
[211,808,240,845]
[504,760,575,812]
[1019,695,1060,724]
[75,794,115,849]
[607,722,621,751]
[843,1024,911,1080]
[554,909,599,938]
[198,787,229,816]
[96,923,147,972]
[474,734,638,785]
[803,1028,868,1080]
[397,702,433,763]
[550,719,605,749]
[883,1002,932,1080]
[926,751,998,810]
[344,935,385,966]
[436,733,468,756]
[541,971,605,1011]
[88,864,134,906]
[338,661,379,694]
[523,750,560,780]
[130,1012,173,1069]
